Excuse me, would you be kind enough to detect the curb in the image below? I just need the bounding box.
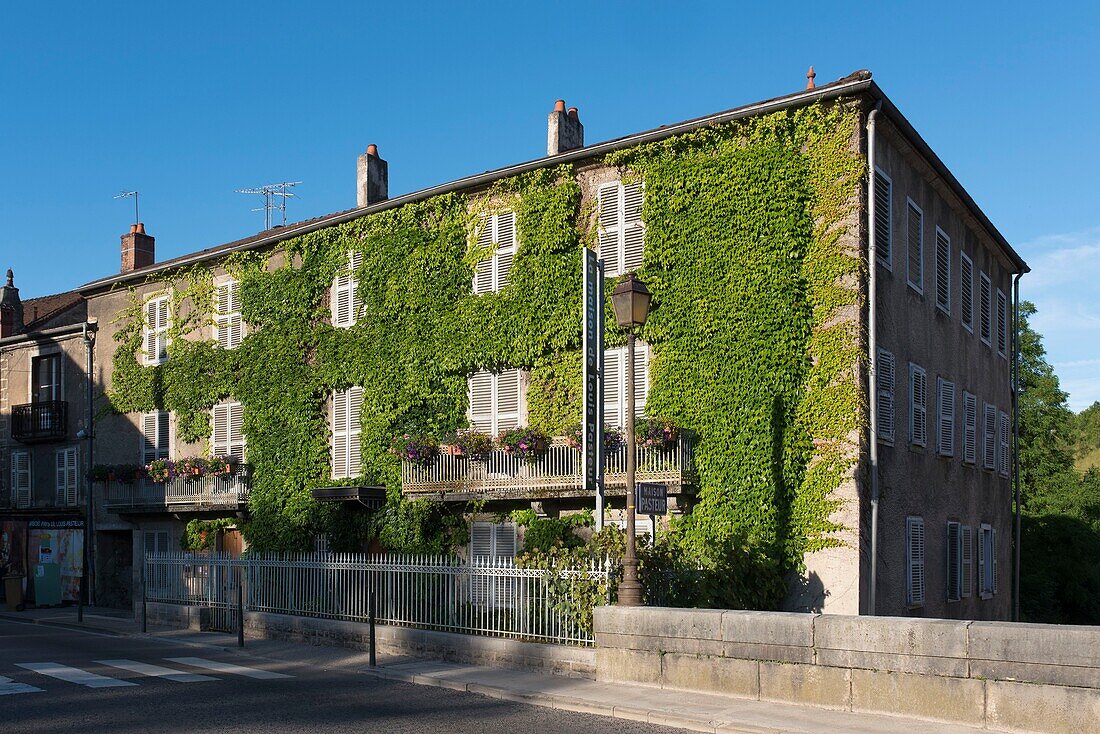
[0,612,125,637]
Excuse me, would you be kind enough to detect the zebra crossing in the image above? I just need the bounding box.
[0,657,291,695]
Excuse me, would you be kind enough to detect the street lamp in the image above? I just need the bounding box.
[611,273,651,607]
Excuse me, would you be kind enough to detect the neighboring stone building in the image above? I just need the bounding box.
[6,69,1025,620]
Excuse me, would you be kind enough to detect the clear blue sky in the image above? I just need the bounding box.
[2,2,1097,409]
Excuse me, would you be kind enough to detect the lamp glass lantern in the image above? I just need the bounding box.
[611,273,651,328]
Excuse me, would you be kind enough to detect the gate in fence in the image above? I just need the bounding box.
[144,552,610,645]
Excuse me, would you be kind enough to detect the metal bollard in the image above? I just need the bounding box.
[141,562,147,634]
[237,568,245,648]
[368,588,376,667]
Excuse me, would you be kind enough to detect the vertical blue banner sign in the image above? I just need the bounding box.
[582,249,605,527]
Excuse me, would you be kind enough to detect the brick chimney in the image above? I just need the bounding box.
[547,100,584,156]
[0,268,24,337]
[356,144,389,207]
[121,222,155,273]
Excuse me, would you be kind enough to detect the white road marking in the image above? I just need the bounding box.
[0,675,43,696]
[164,657,292,680]
[15,662,137,688]
[95,659,218,683]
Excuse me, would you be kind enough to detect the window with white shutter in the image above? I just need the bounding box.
[215,279,244,349]
[937,378,955,457]
[11,451,31,509]
[467,369,523,435]
[331,251,363,328]
[876,348,895,443]
[472,211,517,294]
[597,180,645,278]
[909,363,927,447]
[143,295,170,365]
[331,387,363,479]
[935,227,951,315]
[979,523,996,598]
[55,447,79,506]
[996,289,1008,358]
[142,411,171,465]
[960,251,974,333]
[604,343,650,429]
[998,410,1010,478]
[982,403,997,470]
[979,272,992,345]
[469,521,518,608]
[212,401,246,462]
[906,199,923,293]
[874,169,892,268]
[906,516,925,607]
[962,391,978,465]
[947,521,962,602]
[960,524,973,598]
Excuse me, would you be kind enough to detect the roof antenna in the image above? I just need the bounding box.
[235,181,302,230]
[114,190,140,224]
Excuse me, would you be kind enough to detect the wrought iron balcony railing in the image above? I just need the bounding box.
[103,471,250,512]
[11,401,68,443]
[401,434,695,501]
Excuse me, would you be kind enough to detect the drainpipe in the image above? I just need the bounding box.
[867,102,882,616]
[1012,272,1022,621]
[82,319,98,608]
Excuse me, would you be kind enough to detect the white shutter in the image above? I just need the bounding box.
[947,521,961,602]
[633,342,649,417]
[144,297,170,364]
[331,392,348,478]
[11,451,31,508]
[493,523,517,558]
[937,378,955,457]
[997,289,1008,357]
[935,228,951,314]
[473,214,495,295]
[622,182,645,272]
[983,403,997,470]
[495,370,521,432]
[906,516,925,606]
[332,252,361,327]
[874,169,892,266]
[963,392,978,465]
[495,211,516,290]
[961,525,973,598]
[960,252,974,332]
[216,280,243,349]
[906,200,923,293]
[347,387,362,477]
[468,372,495,433]
[876,349,896,442]
[212,402,245,462]
[144,301,158,363]
[909,364,927,447]
[597,183,621,277]
[156,298,170,361]
[998,411,1010,477]
[142,412,170,464]
[980,272,992,345]
[603,349,622,428]
[56,447,78,506]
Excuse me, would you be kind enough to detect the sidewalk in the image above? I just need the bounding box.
[0,607,995,734]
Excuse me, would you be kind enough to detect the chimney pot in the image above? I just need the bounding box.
[548,100,584,156]
[357,144,389,207]
[136,222,145,234]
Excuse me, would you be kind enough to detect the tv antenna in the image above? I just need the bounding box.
[114,190,140,224]
[235,181,302,230]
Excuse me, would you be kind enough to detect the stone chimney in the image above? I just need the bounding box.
[357,144,389,207]
[547,100,584,156]
[0,268,24,337]
[121,222,155,273]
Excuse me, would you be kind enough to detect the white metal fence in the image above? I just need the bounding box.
[145,552,610,645]
[105,473,249,509]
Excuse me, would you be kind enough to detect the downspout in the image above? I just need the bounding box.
[1012,272,1023,621]
[867,102,883,616]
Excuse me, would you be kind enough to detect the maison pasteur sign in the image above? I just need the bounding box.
[636,483,668,515]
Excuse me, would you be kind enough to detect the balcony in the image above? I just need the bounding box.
[402,434,695,501]
[11,401,68,443]
[103,471,250,514]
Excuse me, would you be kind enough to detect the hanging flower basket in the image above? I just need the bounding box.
[497,427,550,462]
[389,433,440,467]
[564,424,626,454]
[176,457,208,481]
[448,429,494,460]
[635,417,679,450]
[146,459,176,484]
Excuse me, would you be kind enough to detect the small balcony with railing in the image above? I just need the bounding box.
[11,401,68,443]
[401,434,695,502]
[102,468,251,514]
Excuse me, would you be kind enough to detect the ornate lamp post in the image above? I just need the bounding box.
[611,273,651,607]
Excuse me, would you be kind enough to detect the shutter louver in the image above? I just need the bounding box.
[874,171,892,265]
[983,403,997,470]
[963,392,977,464]
[598,183,622,277]
[910,364,927,447]
[347,387,363,477]
[938,379,956,456]
[145,302,158,362]
[992,527,999,595]
[876,349,896,442]
[473,215,494,295]
[468,372,495,433]
[978,525,988,596]
[980,273,992,344]
[332,252,361,327]
[961,525,973,597]
[216,280,244,349]
[633,343,648,417]
[998,411,1010,477]
[997,290,1008,357]
[907,516,925,606]
[603,349,622,428]
[331,391,348,478]
[961,252,974,332]
[907,201,923,291]
[622,181,645,272]
[496,211,516,291]
[935,229,951,313]
[495,370,521,432]
[947,522,961,602]
[11,451,31,508]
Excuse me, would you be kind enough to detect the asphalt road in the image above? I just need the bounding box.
[0,619,675,734]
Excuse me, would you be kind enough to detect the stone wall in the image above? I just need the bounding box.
[594,606,1100,733]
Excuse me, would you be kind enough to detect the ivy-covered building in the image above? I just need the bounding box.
[57,69,1026,620]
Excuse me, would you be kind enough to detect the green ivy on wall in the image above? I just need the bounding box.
[105,102,865,608]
